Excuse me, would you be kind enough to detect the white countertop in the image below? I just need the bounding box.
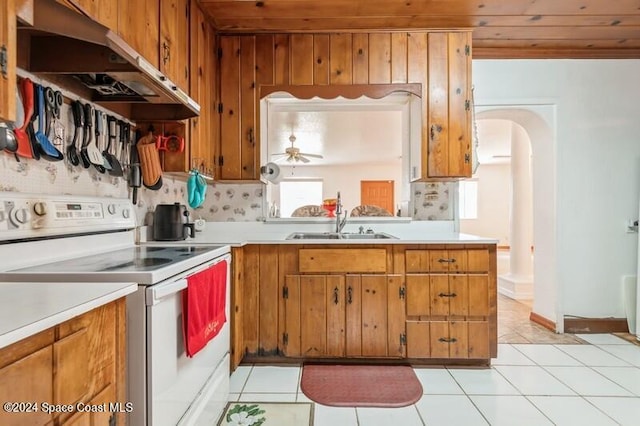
[0,282,138,349]
[139,221,499,246]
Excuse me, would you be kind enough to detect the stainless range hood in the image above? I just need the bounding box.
[24,0,200,121]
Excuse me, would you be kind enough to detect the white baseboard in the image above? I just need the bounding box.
[498,273,533,300]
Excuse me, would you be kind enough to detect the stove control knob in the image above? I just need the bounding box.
[122,208,131,219]
[11,207,31,225]
[107,204,117,215]
[33,202,47,216]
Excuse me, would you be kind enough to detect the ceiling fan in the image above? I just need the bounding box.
[271,134,323,163]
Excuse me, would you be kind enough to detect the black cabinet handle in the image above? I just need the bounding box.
[438,337,457,343]
[333,287,339,304]
[438,292,457,298]
[347,286,353,304]
[437,258,456,263]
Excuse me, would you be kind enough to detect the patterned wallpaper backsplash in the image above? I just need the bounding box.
[0,152,453,224]
[411,182,455,220]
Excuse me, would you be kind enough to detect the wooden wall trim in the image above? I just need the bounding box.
[259,83,422,99]
[564,317,629,334]
[529,311,555,332]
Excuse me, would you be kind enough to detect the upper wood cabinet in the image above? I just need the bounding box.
[217,31,472,181]
[118,0,160,69]
[426,32,472,178]
[159,0,190,92]
[0,0,16,123]
[188,0,216,177]
[68,0,118,31]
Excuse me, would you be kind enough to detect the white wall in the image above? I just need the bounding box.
[474,59,640,322]
[277,162,404,213]
[460,163,511,245]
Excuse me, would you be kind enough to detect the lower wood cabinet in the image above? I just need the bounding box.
[0,299,126,426]
[282,274,405,358]
[234,244,496,365]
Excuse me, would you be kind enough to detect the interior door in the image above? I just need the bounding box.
[361,180,394,214]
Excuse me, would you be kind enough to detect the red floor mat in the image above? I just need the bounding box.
[300,364,423,407]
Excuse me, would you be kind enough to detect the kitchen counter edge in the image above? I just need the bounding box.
[0,282,138,349]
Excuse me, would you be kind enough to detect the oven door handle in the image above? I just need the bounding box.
[145,253,231,306]
[147,278,188,305]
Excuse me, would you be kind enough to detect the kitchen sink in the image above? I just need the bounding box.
[285,232,397,240]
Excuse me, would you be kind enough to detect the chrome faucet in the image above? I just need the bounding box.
[335,191,348,234]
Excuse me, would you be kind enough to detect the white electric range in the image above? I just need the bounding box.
[0,192,231,426]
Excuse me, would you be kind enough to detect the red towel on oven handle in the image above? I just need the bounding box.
[182,259,227,357]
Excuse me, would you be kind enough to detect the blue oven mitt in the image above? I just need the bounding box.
[187,171,207,209]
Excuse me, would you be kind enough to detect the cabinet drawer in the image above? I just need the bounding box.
[299,249,387,273]
[0,345,53,426]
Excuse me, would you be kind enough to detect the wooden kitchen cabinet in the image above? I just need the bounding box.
[235,244,494,365]
[0,0,16,123]
[187,0,217,176]
[404,246,493,359]
[217,31,471,180]
[160,0,190,92]
[282,273,404,358]
[118,0,160,68]
[0,299,127,426]
[425,32,472,178]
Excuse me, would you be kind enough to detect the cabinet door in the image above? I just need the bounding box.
[188,1,215,176]
[300,275,328,357]
[360,275,387,357]
[160,0,189,91]
[0,345,53,426]
[1,0,16,123]
[426,32,471,178]
[118,0,159,68]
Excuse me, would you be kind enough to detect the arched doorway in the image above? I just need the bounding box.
[473,106,561,332]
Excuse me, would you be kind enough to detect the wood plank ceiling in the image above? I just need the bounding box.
[198,0,640,58]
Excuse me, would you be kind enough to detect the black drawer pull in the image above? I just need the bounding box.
[438,292,457,298]
[347,286,353,304]
[333,287,339,304]
[438,337,458,343]
[437,258,456,263]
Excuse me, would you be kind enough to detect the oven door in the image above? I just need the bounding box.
[145,254,231,426]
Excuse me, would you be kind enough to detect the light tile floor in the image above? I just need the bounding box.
[228,296,640,425]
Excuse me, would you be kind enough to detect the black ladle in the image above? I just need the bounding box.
[67,100,83,166]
